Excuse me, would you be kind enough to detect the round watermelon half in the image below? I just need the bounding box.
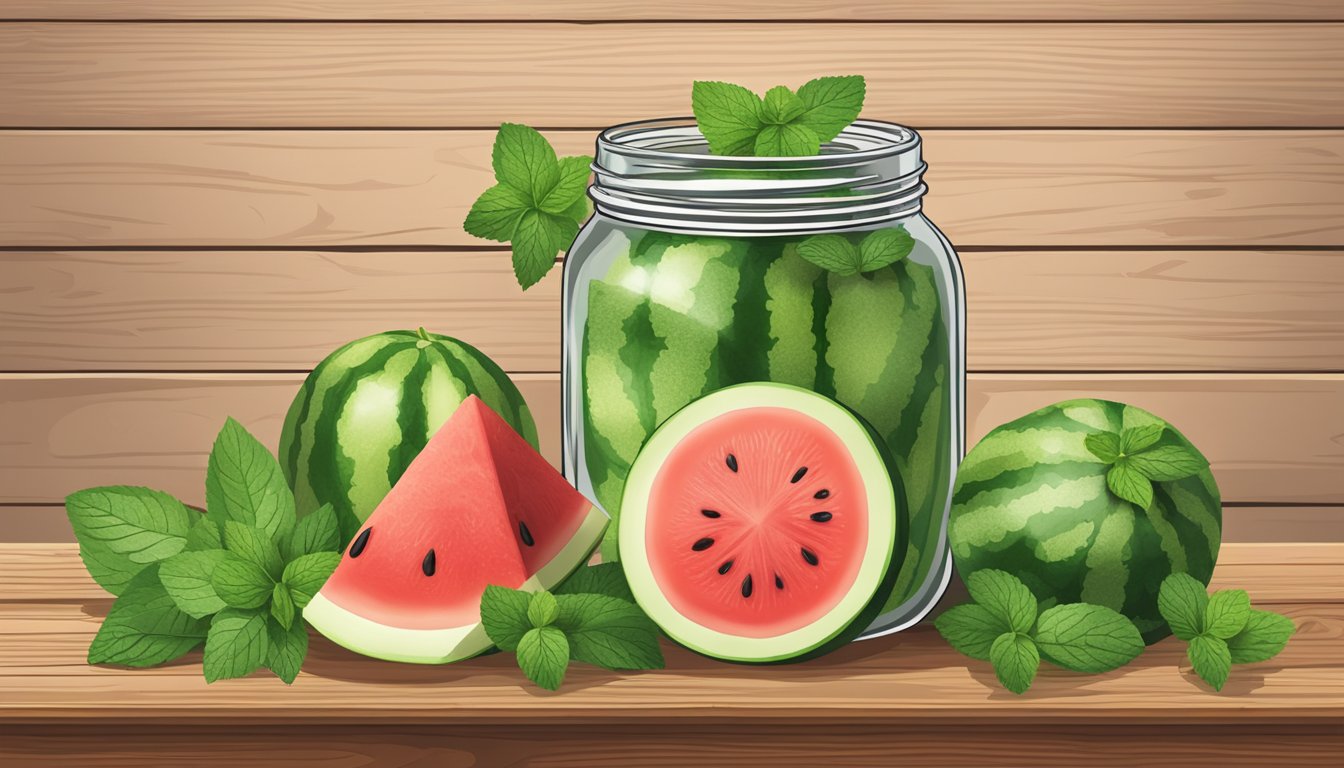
[619,383,907,663]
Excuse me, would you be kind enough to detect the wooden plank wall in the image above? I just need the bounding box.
[1,3,1341,543]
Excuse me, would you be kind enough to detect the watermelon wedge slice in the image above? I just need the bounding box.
[304,396,608,664]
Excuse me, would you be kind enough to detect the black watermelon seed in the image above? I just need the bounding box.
[718,559,734,575]
[726,453,738,472]
[814,489,830,500]
[810,511,834,523]
[692,537,715,552]
[422,549,437,576]
[741,574,754,598]
[775,573,785,590]
[518,521,535,547]
[801,547,819,566]
[701,509,722,518]
[790,466,808,483]
[349,528,371,558]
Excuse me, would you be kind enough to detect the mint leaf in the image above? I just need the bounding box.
[271,583,296,630]
[517,626,570,691]
[185,518,223,552]
[989,632,1039,695]
[1158,572,1209,641]
[555,593,664,670]
[203,607,268,683]
[755,122,820,157]
[858,227,913,272]
[1203,589,1251,640]
[797,235,861,276]
[1034,603,1144,673]
[158,549,231,618]
[266,617,308,685]
[463,183,531,242]
[1188,634,1231,691]
[1227,610,1294,664]
[1119,424,1165,454]
[65,486,193,595]
[527,590,559,628]
[281,551,342,608]
[539,156,593,217]
[555,563,635,602]
[511,209,578,289]
[795,75,866,141]
[87,565,207,667]
[282,503,341,562]
[691,81,764,156]
[204,418,295,543]
[211,554,274,609]
[224,521,284,579]
[1084,432,1121,464]
[480,584,534,652]
[934,603,1007,661]
[761,85,806,124]
[1126,445,1208,482]
[965,570,1036,635]
[1106,460,1153,509]
[492,123,559,201]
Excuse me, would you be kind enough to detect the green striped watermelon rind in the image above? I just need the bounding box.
[280,329,539,543]
[948,398,1222,644]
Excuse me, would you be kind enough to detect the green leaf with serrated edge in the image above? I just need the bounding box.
[203,607,268,683]
[858,227,913,272]
[761,85,806,124]
[1227,610,1294,664]
[282,503,340,562]
[554,563,635,602]
[204,418,296,543]
[527,590,559,628]
[87,565,207,667]
[1203,589,1251,640]
[492,123,559,203]
[691,80,765,156]
[555,593,664,670]
[1034,603,1144,673]
[561,194,590,225]
[539,155,593,216]
[266,616,308,685]
[989,632,1039,695]
[795,75,866,141]
[797,234,861,276]
[1158,572,1209,641]
[1188,634,1231,691]
[158,549,231,618]
[1126,445,1209,482]
[934,603,1006,661]
[1084,432,1121,464]
[185,518,223,552]
[65,486,193,595]
[271,582,296,630]
[480,585,534,652]
[211,554,274,609]
[282,551,342,608]
[1106,461,1154,509]
[463,183,530,242]
[517,626,570,691]
[754,122,820,157]
[1119,423,1164,454]
[223,521,284,579]
[965,570,1037,635]
[511,209,577,290]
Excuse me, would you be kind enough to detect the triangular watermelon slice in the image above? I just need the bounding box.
[304,396,608,664]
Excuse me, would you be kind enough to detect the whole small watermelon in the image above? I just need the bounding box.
[949,398,1221,643]
[280,329,538,541]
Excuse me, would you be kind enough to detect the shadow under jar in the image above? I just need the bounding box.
[561,118,965,636]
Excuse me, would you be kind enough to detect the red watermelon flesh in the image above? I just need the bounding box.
[304,395,608,664]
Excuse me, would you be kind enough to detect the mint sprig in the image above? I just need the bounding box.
[692,76,865,157]
[67,418,346,685]
[1157,573,1294,691]
[1083,421,1209,509]
[796,227,913,277]
[463,123,592,290]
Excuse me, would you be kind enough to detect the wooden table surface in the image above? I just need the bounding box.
[2,543,1340,766]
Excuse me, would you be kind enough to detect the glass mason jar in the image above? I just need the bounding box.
[561,119,965,637]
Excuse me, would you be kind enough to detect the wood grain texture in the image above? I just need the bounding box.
[8,1,1343,21]
[4,249,1343,373]
[3,24,1342,127]
[4,130,1342,248]
[1,373,1340,506]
